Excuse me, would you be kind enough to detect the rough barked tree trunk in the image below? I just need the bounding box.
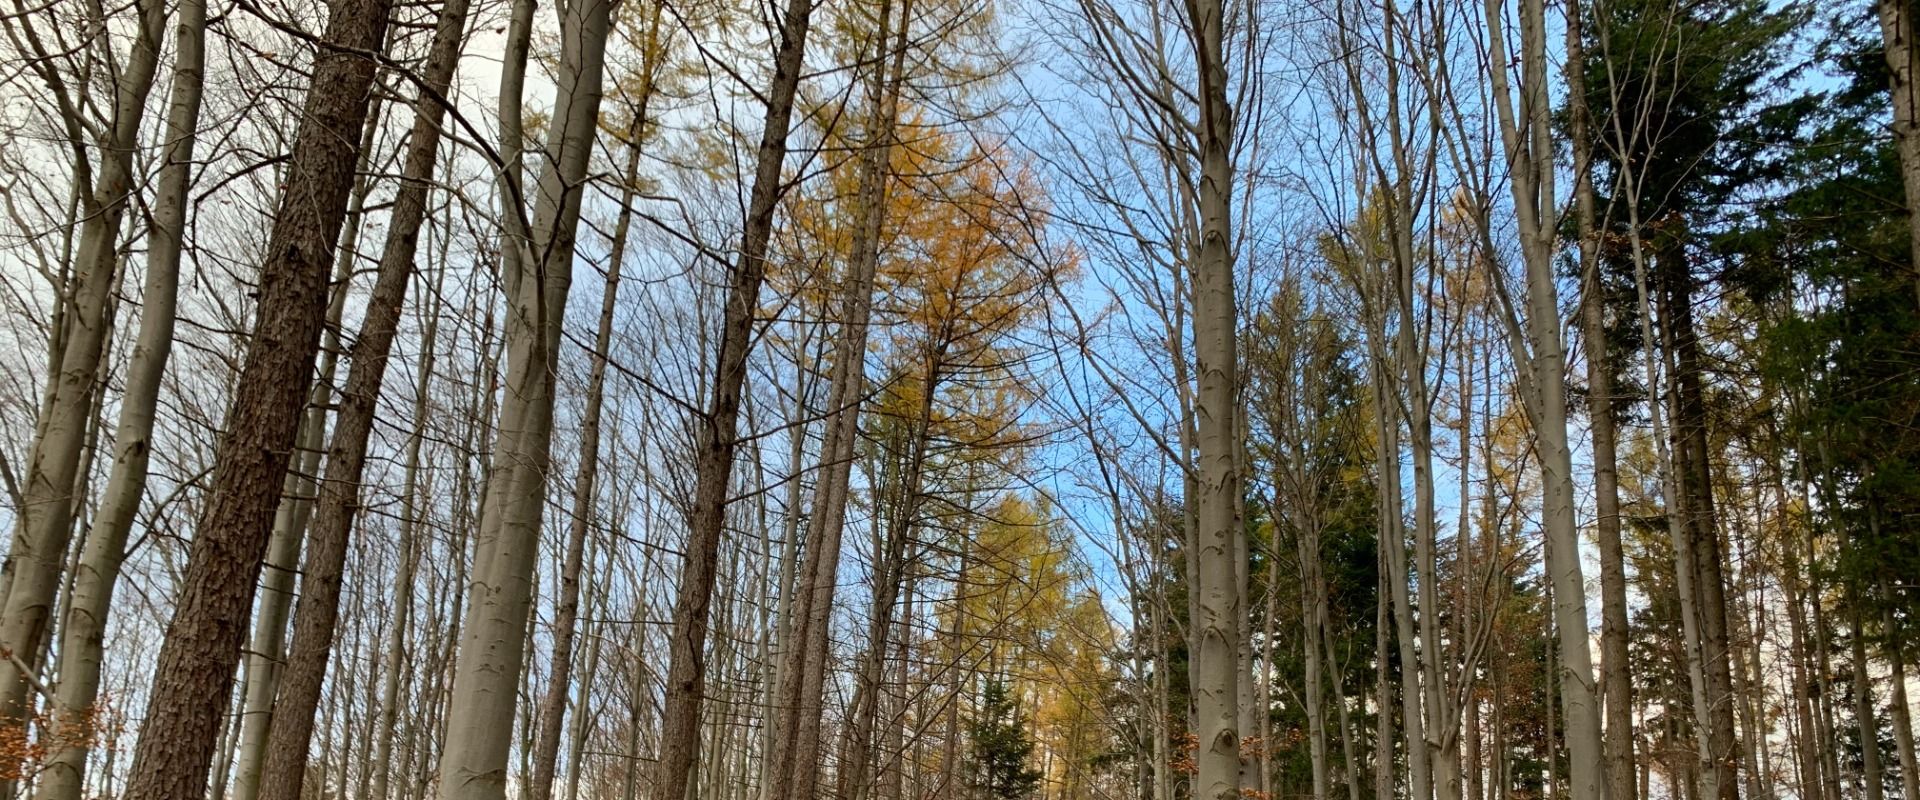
[115,0,395,793]
[649,0,818,794]
[253,0,473,795]
[230,101,386,800]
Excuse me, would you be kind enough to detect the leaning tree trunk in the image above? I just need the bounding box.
[114,0,395,793]
[30,0,205,796]
[649,0,817,795]
[0,0,169,740]
[434,0,619,795]
[252,0,473,796]
[229,100,385,800]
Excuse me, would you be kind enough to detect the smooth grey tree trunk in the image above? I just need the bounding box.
[1183,0,1242,793]
[434,0,619,794]
[30,0,204,795]
[1481,2,1608,799]
[528,123,637,800]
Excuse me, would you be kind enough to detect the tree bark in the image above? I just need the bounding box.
[0,0,171,736]
[764,3,905,797]
[1183,0,1242,791]
[29,0,205,795]
[1565,3,1635,795]
[434,0,620,795]
[252,0,473,795]
[1877,0,1920,307]
[114,0,395,793]
[528,121,638,800]
[1481,1,1608,799]
[649,0,817,794]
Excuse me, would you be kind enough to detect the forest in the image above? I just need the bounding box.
[0,0,1915,795]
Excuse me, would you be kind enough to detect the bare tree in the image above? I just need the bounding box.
[113,0,398,793]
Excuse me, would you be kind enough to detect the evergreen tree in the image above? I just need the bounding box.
[969,681,1044,800]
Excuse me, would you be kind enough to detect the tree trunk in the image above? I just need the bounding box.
[435,0,620,794]
[114,0,395,793]
[0,0,169,737]
[29,0,204,795]
[1184,0,1242,788]
[252,0,472,794]
[1565,3,1635,796]
[1481,2,1608,799]
[764,3,905,798]
[1848,591,1885,800]
[650,0,817,794]
[230,96,386,800]
[369,220,451,800]
[528,122,637,800]
[1877,0,1920,307]
[1299,509,1329,800]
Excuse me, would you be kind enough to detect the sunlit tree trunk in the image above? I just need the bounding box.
[1481,0,1608,798]
[1565,4,1634,794]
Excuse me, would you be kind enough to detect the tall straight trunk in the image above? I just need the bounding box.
[1374,551,1396,800]
[764,3,904,797]
[370,225,451,800]
[650,0,816,793]
[1328,611,1362,800]
[1565,3,1634,796]
[115,0,395,792]
[1482,2,1607,799]
[1877,574,1920,800]
[838,363,938,800]
[1848,589,1885,800]
[0,0,169,732]
[253,0,472,795]
[1298,510,1329,800]
[1369,358,1430,800]
[1342,27,1429,796]
[435,0,620,794]
[528,126,637,800]
[1782,531,1824,799]
[1610,138,1718,800]
[31,0,205,795]
[1878,0,1920,306]
[1183,0,1242,786]
[1659,240,1741,800]
[564,594,606,800]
